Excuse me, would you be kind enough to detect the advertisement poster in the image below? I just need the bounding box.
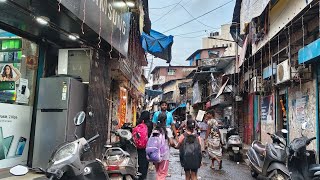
[0,64,21,103]
[0,103,32,168]
[16,78,30,104]
[118,88,127,128]
[0,64,21,82]
[292,95,309,123]
[261,95,274,124]
[295,96,308,122]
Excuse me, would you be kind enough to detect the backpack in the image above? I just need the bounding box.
[180,133,202,169]
[132,122,148,149]
[146,129,168,163]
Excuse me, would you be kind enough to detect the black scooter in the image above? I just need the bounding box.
[288,123,320,180]
[247,129,290,179]
[10,111,109,180]
[226,127,242,162]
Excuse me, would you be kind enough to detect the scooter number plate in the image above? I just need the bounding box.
[232,147,240,150]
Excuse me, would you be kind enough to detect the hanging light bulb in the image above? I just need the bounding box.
[126,1,135,7]
[68,34,79,41]
[36,16,50,25]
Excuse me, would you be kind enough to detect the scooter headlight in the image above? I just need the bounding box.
[52,143,78,164]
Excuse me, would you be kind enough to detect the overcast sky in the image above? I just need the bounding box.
[145,0,235,77]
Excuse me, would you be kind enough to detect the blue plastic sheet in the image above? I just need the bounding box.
[141,29,174,63]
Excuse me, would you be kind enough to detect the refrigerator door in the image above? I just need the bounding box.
[32,110,68,169]
[66,78,87,141]
[37,77,71,110]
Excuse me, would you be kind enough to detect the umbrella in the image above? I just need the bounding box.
[141,29,174,63]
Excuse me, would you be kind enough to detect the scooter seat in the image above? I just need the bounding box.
[253,142,265,155]
[309,164,320,175]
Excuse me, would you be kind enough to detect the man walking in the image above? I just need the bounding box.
[152,101,178,143]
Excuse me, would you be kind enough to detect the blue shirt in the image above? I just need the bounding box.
[152,111,174,127]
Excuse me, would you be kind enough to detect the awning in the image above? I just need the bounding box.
[146,89,163,98]
[298,38,320,64]
[170,103,187,113]
[215,79,229,99]
[141,29,174,63]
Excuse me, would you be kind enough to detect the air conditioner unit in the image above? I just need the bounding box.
[250,76,263,93]
[276,60,291,84]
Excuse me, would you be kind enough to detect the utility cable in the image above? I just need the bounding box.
[163,0,234,33]
[173,29,216,36]
[179,4,215,28]
[153,0,184,24]
[150,3,178,10]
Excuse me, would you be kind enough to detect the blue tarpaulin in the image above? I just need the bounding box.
[170,103,187,113]
[141,29,174,63]
[146,89,163,98]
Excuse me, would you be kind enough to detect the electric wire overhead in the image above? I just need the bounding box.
[153,0,184,23]
[163,0,234,33]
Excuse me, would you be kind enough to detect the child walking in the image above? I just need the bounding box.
[153,113,171,180]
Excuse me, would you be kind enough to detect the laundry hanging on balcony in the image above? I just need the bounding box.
[141,29,174,63]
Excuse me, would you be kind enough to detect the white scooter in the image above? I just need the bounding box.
[10,111,109,180]
[103,121,140,180]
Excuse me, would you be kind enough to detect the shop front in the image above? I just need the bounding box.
[0,0,137,168]
[0,30,39,168]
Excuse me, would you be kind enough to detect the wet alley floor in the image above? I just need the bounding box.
[147,148,255,180]
[0,148,256,180]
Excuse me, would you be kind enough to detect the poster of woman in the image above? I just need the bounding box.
[0,64,21,82]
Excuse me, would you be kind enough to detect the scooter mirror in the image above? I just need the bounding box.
[281,129,288,134]
[9,165,29,176]
[74,111,86,126]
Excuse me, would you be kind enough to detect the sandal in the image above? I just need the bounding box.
[210,165,215,170]
[219,160,222,170]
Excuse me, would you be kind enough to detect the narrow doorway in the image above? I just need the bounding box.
[277,91,288,142]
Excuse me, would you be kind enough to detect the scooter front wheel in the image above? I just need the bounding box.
[251,169,258,178]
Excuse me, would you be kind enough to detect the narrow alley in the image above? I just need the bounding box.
[147,149,254,180]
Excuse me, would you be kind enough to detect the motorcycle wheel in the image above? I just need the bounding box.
[251,169,258,178]
[269,170,289,180]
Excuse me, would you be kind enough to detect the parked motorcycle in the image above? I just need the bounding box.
[103,122,140,180]
[247,129,290,179]
[288,123,320,180]
[10,111,109,180]
[226,127,242,162]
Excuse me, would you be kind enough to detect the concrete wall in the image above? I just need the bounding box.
[202,24,241,56]
[153,67,195,85]
[288,80,317,151]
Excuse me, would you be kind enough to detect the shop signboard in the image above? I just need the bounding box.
[0,103,32,168]
[59,0,131,56]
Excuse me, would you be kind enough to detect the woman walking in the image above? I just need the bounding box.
[205,110,223,170]
[136,111,153,180]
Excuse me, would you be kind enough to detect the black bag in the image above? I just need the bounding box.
[179,132,202,170]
